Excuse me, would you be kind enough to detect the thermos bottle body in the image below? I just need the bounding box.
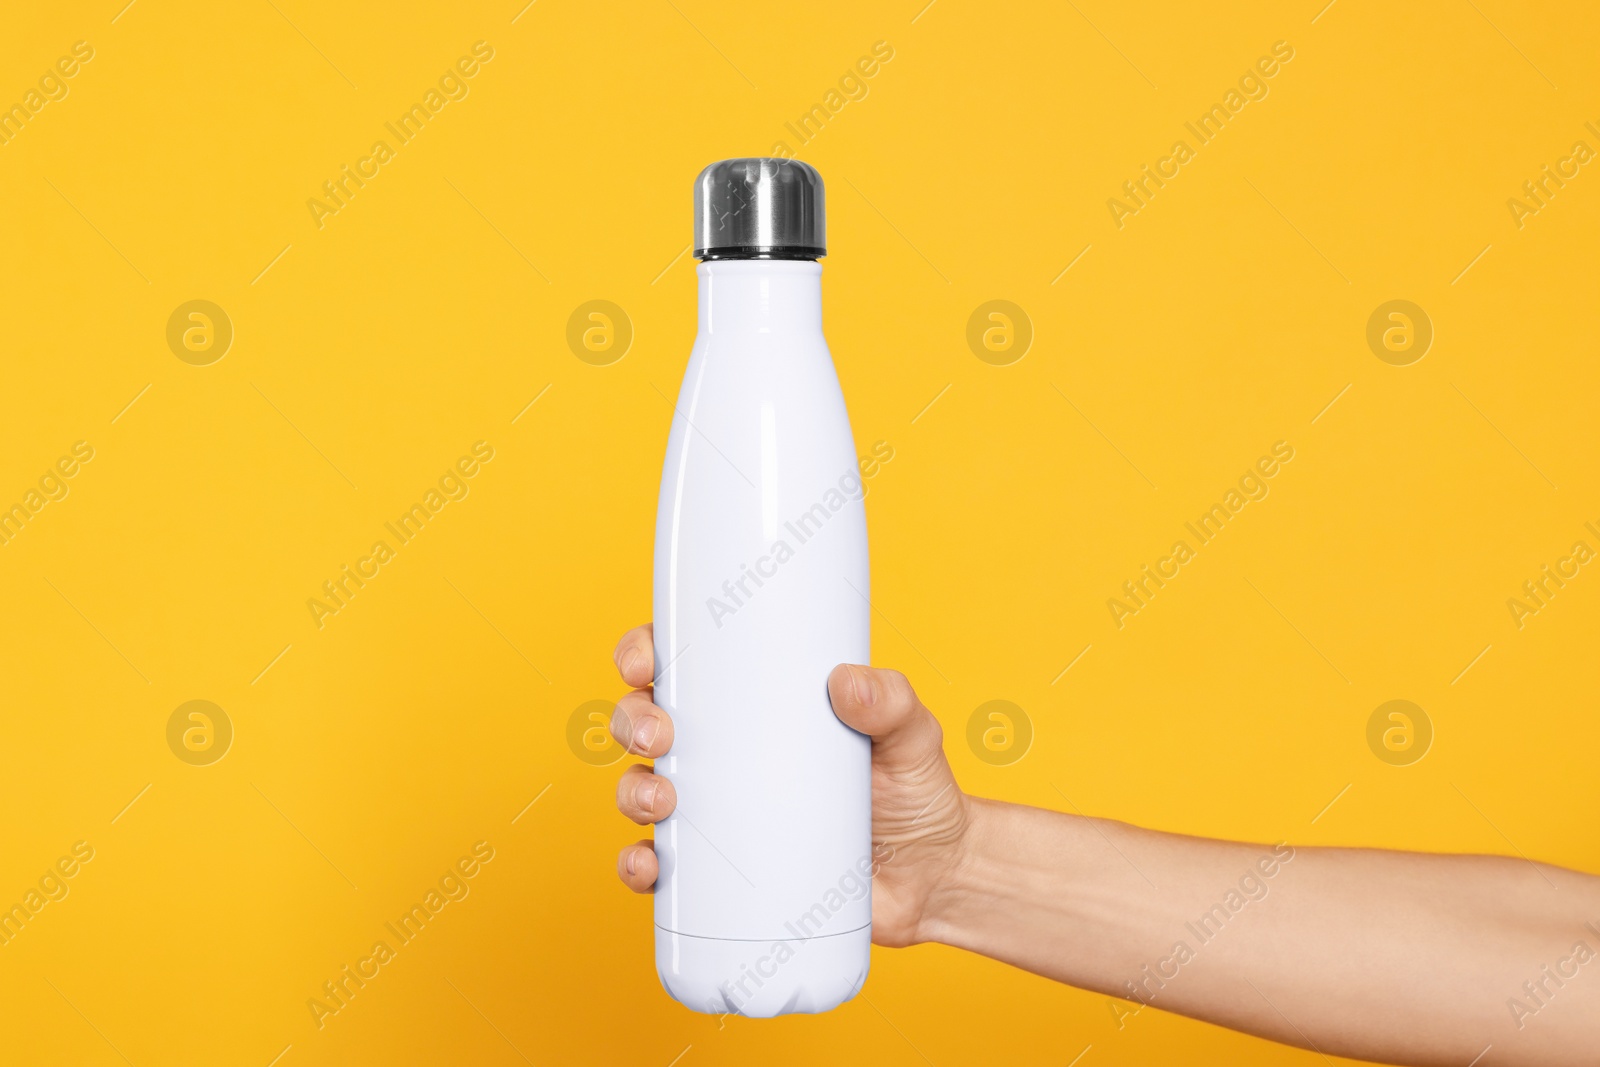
[650,159,872,1017]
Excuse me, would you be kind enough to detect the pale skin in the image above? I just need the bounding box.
[609,625,1600,1066]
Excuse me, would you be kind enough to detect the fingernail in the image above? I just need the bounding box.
[635,779,659,815]
[623,647,640,678]
[851,666,877,706]
[633,716,659,752]
[610,706,632,749]
[625,849,637,875]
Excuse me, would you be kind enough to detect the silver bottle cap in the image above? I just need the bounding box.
[693,158,825,260]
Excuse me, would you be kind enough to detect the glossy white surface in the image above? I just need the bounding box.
[651,259,871,1015]
[656,925,871,1018]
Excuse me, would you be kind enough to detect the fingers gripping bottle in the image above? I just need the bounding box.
[651,159,872,1016]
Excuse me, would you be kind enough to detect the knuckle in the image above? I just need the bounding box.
[619,689,658,716]
[881,668,913,702]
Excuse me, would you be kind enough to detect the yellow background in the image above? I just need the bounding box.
[2,0,1597,1063]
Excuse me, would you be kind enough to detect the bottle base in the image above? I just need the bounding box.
[655,924,870,1018]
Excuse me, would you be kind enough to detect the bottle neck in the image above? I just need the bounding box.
[696,259,823,335]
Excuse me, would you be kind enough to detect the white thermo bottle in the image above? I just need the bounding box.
[651,158,872,1017]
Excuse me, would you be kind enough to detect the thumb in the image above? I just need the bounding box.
[827,664,946,773]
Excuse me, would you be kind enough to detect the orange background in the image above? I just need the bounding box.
[1,1,1597,1064]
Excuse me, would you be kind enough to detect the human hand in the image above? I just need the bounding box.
[608,623,973,947]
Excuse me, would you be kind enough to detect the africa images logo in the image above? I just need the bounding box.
[305,42,495,229]
[306,442,495,629]
[1106,40,1295,229]
[306,841,496,1030]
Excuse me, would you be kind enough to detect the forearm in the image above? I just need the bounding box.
[922,797,1600,1067]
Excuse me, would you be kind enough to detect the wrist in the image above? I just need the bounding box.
[916,794,1003,946]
